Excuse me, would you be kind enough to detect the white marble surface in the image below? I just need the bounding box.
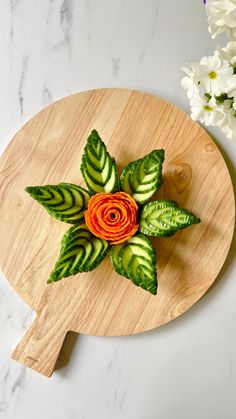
[0,1,236,418]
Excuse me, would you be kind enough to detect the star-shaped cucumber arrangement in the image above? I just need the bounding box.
[26,130,200,295]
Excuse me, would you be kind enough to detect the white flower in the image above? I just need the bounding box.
[182,55,234,97]
[199,54,233,95]
[181,43,236,139]
[209,100,236,138]
[228,111,236,131]
[221,121,235,138]
[181,64,203,99]
[221,124,234,138]
[190,93,225,126]
[224,75,236,97]
[206,0,236,40]
[218,41,236,65]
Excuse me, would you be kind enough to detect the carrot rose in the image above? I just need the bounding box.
[84,192,139,244]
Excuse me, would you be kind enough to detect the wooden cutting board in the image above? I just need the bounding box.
[0,88,234,377]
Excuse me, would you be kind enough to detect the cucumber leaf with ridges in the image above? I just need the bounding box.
[120,149,164,204]
[48,223,110,283]
[81,130,119,194]
[110,233,157,295]
[25,183,90,224]
[140,200,201,237]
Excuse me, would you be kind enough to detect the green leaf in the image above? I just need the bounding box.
[140,200,201,237]
[25,183,90,224]
[120,150,164,204]
[204,93,212,102]
[80,130,119,194]
[48,223,110,283]
[110,233,157,295]
[215,93,229,104]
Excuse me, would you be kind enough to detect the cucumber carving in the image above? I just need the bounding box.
[140,200,200,237]
[25,183,90,224]
[48,223,110,283]
[25,129,200,295]
[81,129,119,194]
[120,150,164,204]
[110,234,157,295]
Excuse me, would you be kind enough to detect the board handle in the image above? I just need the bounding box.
[11,304,68,377]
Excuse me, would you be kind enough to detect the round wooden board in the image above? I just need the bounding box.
[0,88,235,340]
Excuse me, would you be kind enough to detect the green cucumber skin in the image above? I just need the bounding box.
[81,130,119,194]
[140,200,201,237]
[48,223,110,283]
[25,183,90,225]
[120,149,165,204]
[110,233,157,295]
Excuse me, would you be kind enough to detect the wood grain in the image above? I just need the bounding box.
[0,88,234,377]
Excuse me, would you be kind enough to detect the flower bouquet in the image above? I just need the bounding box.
[182,0,236,139]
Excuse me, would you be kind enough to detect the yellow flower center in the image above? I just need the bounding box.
[203,105,214,112]
[209,71,217,80]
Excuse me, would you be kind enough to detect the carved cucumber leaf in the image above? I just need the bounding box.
[120,150,164,204]
[48,223,110,283]
[81,130,119,194]
[25,183,90,224]
[110,233,157,295]
[140,200,200,237]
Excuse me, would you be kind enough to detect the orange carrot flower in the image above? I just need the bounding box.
[84,192,139,244]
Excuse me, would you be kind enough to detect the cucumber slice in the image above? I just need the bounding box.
[120,150,164,204]
[25,183,91,224]
[48,223,110,282]
[81,130,119,194]
[140,200,201,237]
[110,233,157,295]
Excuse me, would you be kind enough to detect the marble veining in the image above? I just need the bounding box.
[42,84,53,106]
[0,1,236,418]
[10,367,25,400]
[112,57,120,77]
[0,276,30,418]
[9,0,19,42]
[0,364,26,417]
[18,56,29,119]
[46,0,55,27]
[59,0,74,54]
